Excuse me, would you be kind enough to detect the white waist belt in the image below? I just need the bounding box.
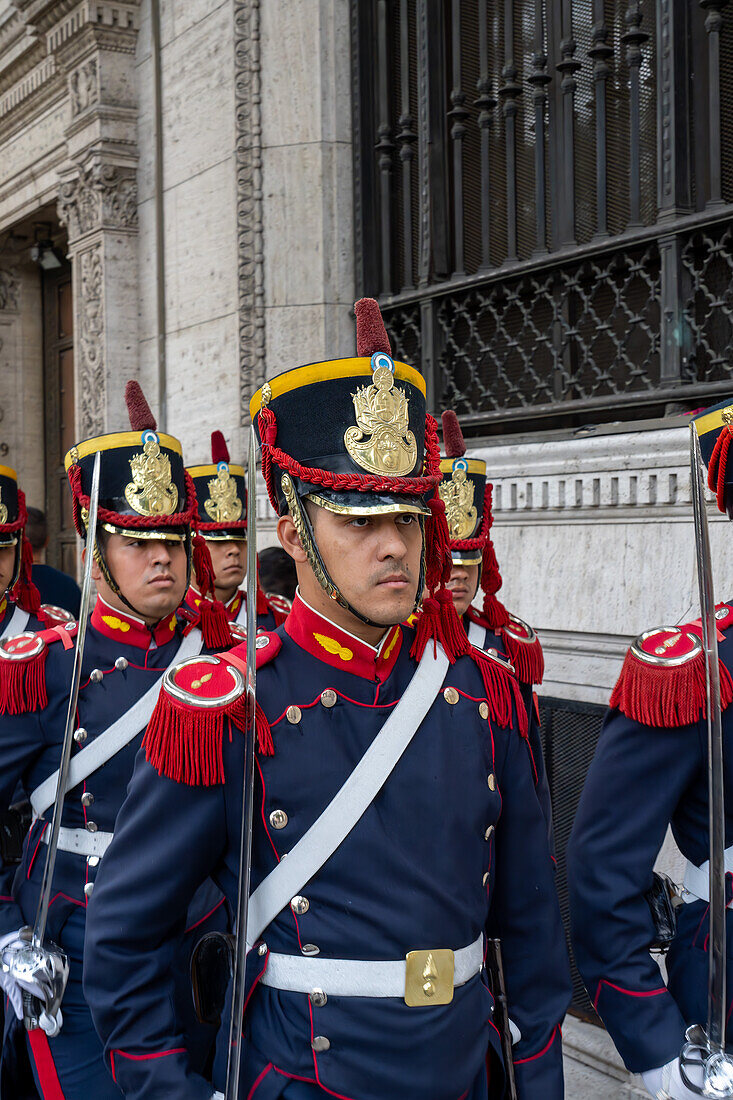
[683,845,733,903]
[260,934,483,999]
[40,824,114,859]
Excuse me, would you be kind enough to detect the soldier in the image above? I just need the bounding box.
[0,383,232,1098]
[567,400,733,1098]
[83,299,570,1100]
[185,431,291,631]
[0,465,75,641]
[437,411,552,836]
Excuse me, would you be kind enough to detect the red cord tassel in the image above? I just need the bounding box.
[708,425,733,513]
[480,486,510,630]
[502,632,545,687]
[13,535,42,615]
[0,649,48,715]
[198,599,236,649]
[610,648,733,727]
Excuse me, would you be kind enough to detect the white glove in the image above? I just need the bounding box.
[211,1093,225,1099]
[509,1017,522,1045]
[0,929,64,1036]
[642,1057,703,1099]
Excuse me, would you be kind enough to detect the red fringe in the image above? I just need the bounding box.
[409,591,471,665]
[198,599,235,649]
[0,648,48,716]
[610,647,733,727]
[471,648,529,739]
[13,533,41,615]
[708,425,733,513]
[503,631,545,687]
[144,686,274,786]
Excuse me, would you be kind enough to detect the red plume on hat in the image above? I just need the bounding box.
[125,380,157,431]
[211,431,230,464]
[355,297,392,357]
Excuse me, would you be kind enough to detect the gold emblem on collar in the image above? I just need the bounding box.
[205,465,243,523]
[0,488,7,525]
[723,406,733,426]
[439,464,477,539]
[344,356,417,476]
[125,435,178,517]
[404,948,454,1007]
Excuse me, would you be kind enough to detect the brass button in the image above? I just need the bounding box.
[86,821,98,833]
[484,825,494,841]
[89,669,103,684]
[479,702,489,720]
[487,648,498,657]
[487,774,496,791]
[482,871,490,887]
[269,809,288,830]
[443,687,459,705]
[257,942,268,956]
[87,855,100,868]
[320,689,337,708]
[291,895,310,915]
[81,792,94,808]
[301,943,320,956]
[74,728,87,745]
[114,657,128,671]
[311,1035,330,1052]
[286,705,302,724]
[310,989,327,1007]
[84,882,94,898]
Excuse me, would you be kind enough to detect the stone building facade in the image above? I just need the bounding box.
[1,1,732,1092]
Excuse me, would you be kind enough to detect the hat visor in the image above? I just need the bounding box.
[0,534,18,547]
[305,489,430,518]
[100,522,187,542]
[202,530,247,542]
[451,549,482,566]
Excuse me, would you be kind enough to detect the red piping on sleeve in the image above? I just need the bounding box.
[593,979,668,1011]
[514,1023,559,1065]
[28,820,49,878]
[184,896,225,935]
[110,1046,187,1082]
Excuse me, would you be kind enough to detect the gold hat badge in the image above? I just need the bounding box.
[344,353,418,476]
[0,489,7,525]
[439,459,477,539]
[205,463,243,523]
[125,431,178,517]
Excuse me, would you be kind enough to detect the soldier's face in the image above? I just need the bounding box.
[278,505,422,640]
[0,544,15,597]
[206,539,246,602]
[446,562,480,617]
[90,533,188,623]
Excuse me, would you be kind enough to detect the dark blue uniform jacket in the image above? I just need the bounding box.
[83,593,570,1100]
[567,606,733,1074]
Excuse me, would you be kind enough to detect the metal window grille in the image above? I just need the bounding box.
[539,696,607,1020]
[352,0,733,432]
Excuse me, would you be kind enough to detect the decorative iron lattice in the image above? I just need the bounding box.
[353,1,733,430]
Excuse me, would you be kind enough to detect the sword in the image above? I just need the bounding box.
[680,425,733,1097]
[1,450,101,1033]
[225,426,259,1098]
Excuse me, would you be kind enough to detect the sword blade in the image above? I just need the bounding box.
[690,424,727,1053]
[225,425,259,1098]
[32,450,101,949]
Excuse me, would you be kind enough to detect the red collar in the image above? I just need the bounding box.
[91,596,178,649]
[0,596,6,619]
[284,592,402,682]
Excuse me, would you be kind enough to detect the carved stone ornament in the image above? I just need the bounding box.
[58,163,138,240]
[69,59,99,117]
[78,244,105,437]
[0,270,20,312]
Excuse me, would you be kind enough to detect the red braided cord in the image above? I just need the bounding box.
[449,483,492,551]
[708,426,733,513]
[198,520,248,532]
[256,404,441,510]
[68,465,199,531]
[0,489,27,533]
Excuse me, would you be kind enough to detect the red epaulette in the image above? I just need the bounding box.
[265,592,292,625]
[0,621,78,715]
[143,630,281,786]
[467,606,545,688]
[610,604,733,727]
[469,645,529,741]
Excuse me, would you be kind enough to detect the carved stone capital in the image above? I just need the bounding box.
[0,269,20,312]
[58,162,138,241]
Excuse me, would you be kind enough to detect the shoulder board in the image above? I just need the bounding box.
[265,592,292,617]
[0,622,78,716]
[467,644,529,741]
[143,632,281,786]
[610,623,733,727]
[501,613,544,688]
[38,604,76,628]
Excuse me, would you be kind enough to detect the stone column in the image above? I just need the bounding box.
[52,0,141,438]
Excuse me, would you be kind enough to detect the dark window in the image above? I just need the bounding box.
[352,1,733,433]
[43,262,77,577]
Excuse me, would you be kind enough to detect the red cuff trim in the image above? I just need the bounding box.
[247,1063,274,1100]
[514,1023,559,1065]
[593,979,667,1011]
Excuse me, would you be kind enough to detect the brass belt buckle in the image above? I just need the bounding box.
[404,948,455,1007]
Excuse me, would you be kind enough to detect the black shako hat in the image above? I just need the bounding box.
[187,431,247,541]
[693,398,733,516]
